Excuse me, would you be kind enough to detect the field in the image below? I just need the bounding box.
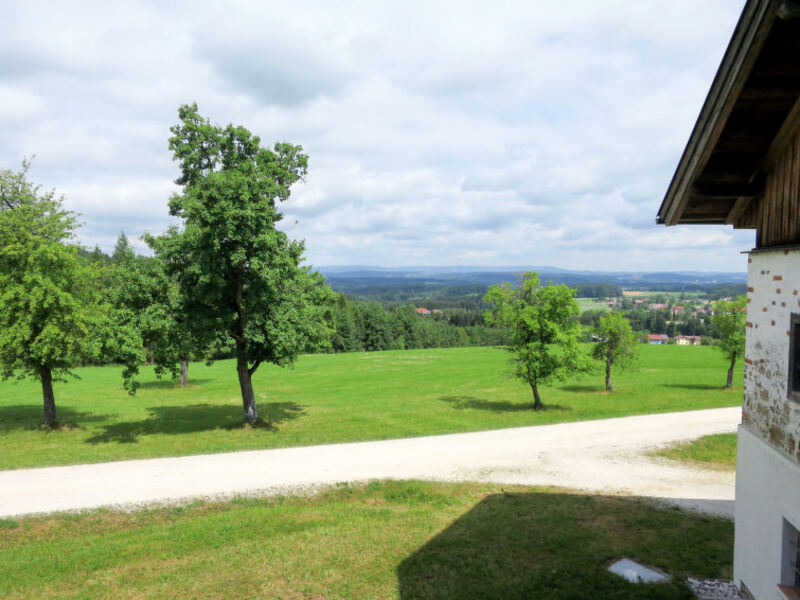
[655,432,738,470]
[0,345,743,470]
[575,297,610,313]
[0,480,734,599]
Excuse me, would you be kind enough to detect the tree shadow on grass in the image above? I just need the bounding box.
[440,396,571,413]
[137,378,213,390]
[0,405,113,432]
[662,384,727,391]
[397,491,733,599]
[85,402,306,444]
[559,384,605,393]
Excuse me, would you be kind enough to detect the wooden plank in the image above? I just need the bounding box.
[761,93,800,169]
[691,182,762,198]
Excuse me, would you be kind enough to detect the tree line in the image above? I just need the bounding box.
[0,104,747,426]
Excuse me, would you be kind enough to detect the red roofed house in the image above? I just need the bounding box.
[658,1,800,596]
[647,334,669,345]
[415,308,431,316]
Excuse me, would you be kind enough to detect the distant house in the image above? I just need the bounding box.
[647,334,668,345]
[672,305,685,316]
[657,1,800,596]
[431,309,443,315]
[415,308,431,316]
[674,335,701,346]
[648,303,669,311]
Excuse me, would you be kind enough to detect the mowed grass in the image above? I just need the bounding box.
[655,433,738,470]
[575,297,610,313]
[0,480,734,599]
[0,345,743,470]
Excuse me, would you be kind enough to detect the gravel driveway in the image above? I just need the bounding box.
[0,406,740,519]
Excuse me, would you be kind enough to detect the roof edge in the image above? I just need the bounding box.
[657,0,778,226]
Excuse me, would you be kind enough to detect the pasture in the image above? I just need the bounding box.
[0,480,733,599]
[0,345,743,470]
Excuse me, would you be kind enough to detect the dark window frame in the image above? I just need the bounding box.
[790,314,800,402]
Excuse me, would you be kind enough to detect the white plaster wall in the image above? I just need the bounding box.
[734,425,800,599]
[743,250,800,461]
[736,249,800,599]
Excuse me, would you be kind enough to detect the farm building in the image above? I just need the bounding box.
[647,334,669,345]
[674,335,702,346]
[657,0,800,597]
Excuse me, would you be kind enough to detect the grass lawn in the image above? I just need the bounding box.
[0,345,743,470]
[0,480,733,599]
[575,297,610,313]
[654,433,738,470]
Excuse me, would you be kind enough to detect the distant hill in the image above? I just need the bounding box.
[318,266,746,299]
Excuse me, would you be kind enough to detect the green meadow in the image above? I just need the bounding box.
[655,432,738,470]
[0,480,733,599]
[0,345,743,470]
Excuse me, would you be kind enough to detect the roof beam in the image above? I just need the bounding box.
[690,182,762,198]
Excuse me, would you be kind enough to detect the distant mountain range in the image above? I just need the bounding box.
[317,265,747,292]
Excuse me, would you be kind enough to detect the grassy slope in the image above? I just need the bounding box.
[0,480,733,600]
[655,432,738,470]
[0,345,743,470]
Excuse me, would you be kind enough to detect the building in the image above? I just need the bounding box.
[647,334,669,345]
[657,1,800,597]
[674,335,702,346]
[415,308,431,316]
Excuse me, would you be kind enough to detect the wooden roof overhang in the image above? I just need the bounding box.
[657,0,800,230]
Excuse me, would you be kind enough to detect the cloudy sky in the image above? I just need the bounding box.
[1,0,753,271]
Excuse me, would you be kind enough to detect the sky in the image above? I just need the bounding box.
[0,0,754,272]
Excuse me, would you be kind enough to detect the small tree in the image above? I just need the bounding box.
[710,295,746,388]
[484,272,586,410]
[591,312,636,391]
[0,164,94,426]
[106,233,204,393]
[150,104,334,423]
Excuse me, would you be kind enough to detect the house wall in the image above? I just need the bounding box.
[742,250,800,461]
[735,248,800,598]
[734,425,800,599]
[739,128,800,248]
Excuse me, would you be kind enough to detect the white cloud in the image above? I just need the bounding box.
[0,0,751,271]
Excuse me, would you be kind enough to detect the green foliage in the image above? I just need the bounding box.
[149,103,334,421]
[0,163,97,425]
[710,295,746,388]
[591,312,637,391]
[484,272,588,409]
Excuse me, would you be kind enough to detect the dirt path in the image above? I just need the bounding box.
[0,407,740,519]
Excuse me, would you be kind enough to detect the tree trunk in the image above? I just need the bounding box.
[236,345,259,423]
[726,358,735,389]
[179,358,189,387]
[40,365,56,427]
[605,349,613,391]
[530,382,543,411]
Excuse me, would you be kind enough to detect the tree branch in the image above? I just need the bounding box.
[248,360,261,376]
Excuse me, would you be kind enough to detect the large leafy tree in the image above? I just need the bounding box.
[591,312,637,391]
[711,295,746,389]
[0,164,94,426]
[150,104,334,422]
[484,272,586,410]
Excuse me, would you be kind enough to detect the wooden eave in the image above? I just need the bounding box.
[657,0,800,227]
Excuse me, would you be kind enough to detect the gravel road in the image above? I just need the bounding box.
[0,406,740,518]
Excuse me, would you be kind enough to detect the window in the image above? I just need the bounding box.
[790,314,800,400]
[780,519,800,599]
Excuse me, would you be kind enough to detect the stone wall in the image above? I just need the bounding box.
[743,249,800,465]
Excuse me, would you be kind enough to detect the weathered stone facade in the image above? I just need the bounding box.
[743,249,800,465]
